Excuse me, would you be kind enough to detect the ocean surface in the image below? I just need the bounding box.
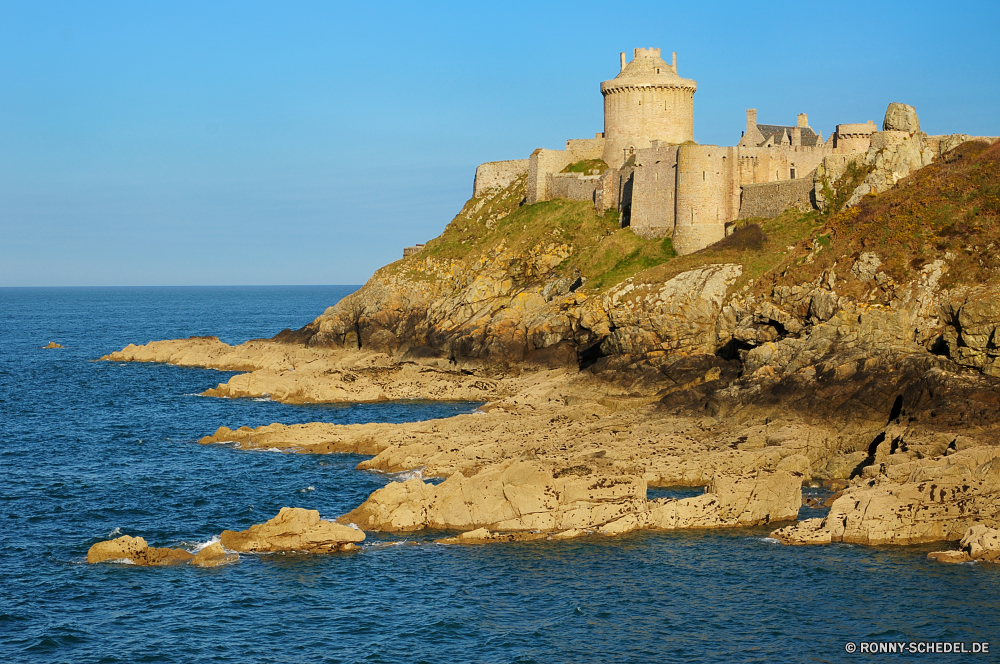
[1,286,997,663]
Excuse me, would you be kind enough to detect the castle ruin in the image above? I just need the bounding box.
[473,48,914,255]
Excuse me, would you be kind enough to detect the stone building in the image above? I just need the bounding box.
[475,47,896,254]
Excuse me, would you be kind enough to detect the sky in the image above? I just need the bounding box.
[2,0,998,286]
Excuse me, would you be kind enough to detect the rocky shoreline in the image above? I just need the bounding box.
[94,136,1000,564]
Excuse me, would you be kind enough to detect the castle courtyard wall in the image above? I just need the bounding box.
[628,144,679,238]
[527,138,605,204]
[548,173,602,202]
[473,159,529,198]
[738,173,816,219]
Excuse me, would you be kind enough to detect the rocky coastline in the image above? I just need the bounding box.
[96,125,1000,563]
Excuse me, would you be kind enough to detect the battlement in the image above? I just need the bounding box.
[836,121,878,137]
[633,47,660,59]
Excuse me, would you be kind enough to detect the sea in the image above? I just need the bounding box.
[1,286,997,663]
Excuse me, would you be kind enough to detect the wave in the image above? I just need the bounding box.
[107,527,122,538]
[190,535,221,553]
[299,485,315,493]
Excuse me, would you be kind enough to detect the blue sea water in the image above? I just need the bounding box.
[1,286,997,663]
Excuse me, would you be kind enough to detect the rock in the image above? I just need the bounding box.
[435,528,549,545]
[776,454,812,479]
[851,252,882,282]
[221,507,365,553]
[771,518,832,545]
[190,542,239,567]
[771,447,1000,546]
[42,342,63,349]
[340,461,647,533]
[342,461,800,539]
[960,524,1000,562]
[926,550,971,563]
[808,289,838,322]
[86,535,194,566]
[883,103,920,133]
[940,284,1000,376]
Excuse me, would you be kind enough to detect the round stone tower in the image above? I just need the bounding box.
[601,48,697,169]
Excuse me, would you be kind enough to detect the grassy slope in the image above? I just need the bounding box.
[384,140,999,298]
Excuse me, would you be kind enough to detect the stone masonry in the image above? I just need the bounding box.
[472,48,994,255]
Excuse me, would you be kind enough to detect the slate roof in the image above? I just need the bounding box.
[755,124,821,147]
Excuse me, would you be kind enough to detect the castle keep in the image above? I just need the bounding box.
[473,48,891,254]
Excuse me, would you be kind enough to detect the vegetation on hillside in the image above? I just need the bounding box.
[390,139,999,298]
[765,139,1000,295]
[560,159,608,175]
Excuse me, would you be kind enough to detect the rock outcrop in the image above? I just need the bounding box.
[340,462,800,537]
[221,507,365,553]
[87,535,195,566]
[771,447,1000,546]
[190,541,239,567]
[42,342,63,349]
[927,525,1000,564]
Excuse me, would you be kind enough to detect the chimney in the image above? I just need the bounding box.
[791,126,802,146]
[620,52,626,71]
[747,109,757,135]
[797,113,808,128]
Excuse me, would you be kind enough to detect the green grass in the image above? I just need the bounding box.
[560,159,608,175]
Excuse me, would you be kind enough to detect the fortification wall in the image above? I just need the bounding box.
[673,145,738,255]
[473,159,529,197]
[738,174,816,219]
[548,173,601,202]
[736,145,832,185]
[526,138,606,204]
[628,144,679,238]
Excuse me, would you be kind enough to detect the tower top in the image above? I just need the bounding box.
[602,47,696,95]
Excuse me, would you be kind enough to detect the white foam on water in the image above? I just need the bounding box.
[347,522,361,530]
[299,485,315,493]
[252,397,272,402]
[758,537,780,544]
[107,527,122,537]
[106,558,136,565]
[386,466,426,481]
[191,535,221,553]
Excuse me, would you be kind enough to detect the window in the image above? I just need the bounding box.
[703,171,706,181]
[790,168,796,179]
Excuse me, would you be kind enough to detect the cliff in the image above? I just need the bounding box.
[105,137,1000,550]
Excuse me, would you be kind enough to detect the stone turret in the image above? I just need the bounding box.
[601,48,697,168]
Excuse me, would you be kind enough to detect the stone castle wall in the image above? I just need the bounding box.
[526,138,604,204]
[474,160,529,197]
[548,173,601,203]
[738,173,816,219]
[628,144,679,238]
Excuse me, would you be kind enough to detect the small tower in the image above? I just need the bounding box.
[600,48,697,168]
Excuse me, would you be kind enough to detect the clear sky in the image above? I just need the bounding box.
[2,0,997,286]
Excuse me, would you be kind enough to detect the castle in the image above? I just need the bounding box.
[473,47,884,255]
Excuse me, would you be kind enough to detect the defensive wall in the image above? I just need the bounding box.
[473,159,529,198]
[526,137,604,204]
[737,173,816,220]
[465,47,995,260]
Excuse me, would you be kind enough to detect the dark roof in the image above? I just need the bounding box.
[755,124,821,147]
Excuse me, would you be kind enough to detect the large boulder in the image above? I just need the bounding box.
[342,461,801,538]
[926,524,1000,564]
[771,447,1000,546]
[87,535,195,566]
[221,507,365,553]
[883,102,920,133]
[340,461,647,533]
[190,541,239,567]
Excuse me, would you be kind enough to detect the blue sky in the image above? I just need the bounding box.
[2,0,997,286]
